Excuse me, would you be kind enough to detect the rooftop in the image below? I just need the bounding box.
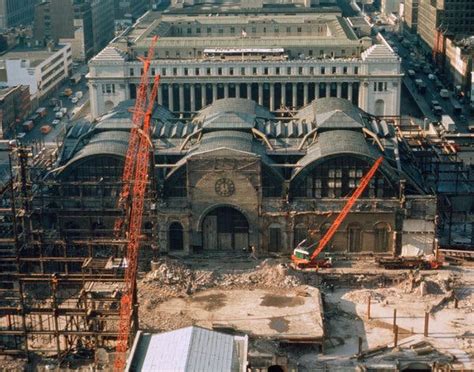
[126,326,248,372]
[0,44,68,67]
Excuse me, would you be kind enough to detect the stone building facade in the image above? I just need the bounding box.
[53,98,436,256]
[88,7,402,119]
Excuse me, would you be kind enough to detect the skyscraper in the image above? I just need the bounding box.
[0,0,38,29]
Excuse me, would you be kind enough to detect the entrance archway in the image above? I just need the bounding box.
[202,206,249,250]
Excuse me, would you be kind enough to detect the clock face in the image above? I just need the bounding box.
[215,178,235,197]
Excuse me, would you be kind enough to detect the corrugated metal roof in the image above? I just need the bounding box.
[128,326,242,372]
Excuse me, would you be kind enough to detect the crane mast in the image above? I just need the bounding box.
[113,36,160,371]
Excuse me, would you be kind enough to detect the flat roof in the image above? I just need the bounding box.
[1,45,67,67]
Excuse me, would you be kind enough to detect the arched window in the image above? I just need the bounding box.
[375,99,385,116]
[347,223,363,252]
[169,222,184,251]
[294,223,307,247]
[374,222,391,252]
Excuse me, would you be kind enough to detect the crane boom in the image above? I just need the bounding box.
[309,156,384,262]
[113,36,160,370]
[114,36,158,236]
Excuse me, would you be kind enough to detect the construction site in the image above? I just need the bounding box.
[0,38,473,372]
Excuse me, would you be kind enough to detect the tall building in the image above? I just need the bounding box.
[89,0,114,54]
[0,85,31,138]
[33,0,113,61]
[418,0,474,53]
[113,0,148,21]
[0,0,38,29]
[403,0,419,33]
[88,5,402,119]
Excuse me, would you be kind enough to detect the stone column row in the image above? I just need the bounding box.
[162,82,355,112]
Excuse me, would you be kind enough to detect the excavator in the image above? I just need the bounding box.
[291,157,384,270]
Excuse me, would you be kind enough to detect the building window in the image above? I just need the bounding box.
[354,66,359,74]
[184,68,188,76]
[162,68,167,76]
[253,67,257,75]
[169,222,184,251]
[187,28,191,34]
[196,28,201,34]
[173,68,177,76]
[241,67,245,75]
[195,68,200,76]
[264,67,269,75]
[229,67,234,75]
[207,68,211,75]
[252,27,256,33]
[218,29,223,34]
[230,27,235,33]
[286,26,291,33]
[298,67,303,74]
[151,68,156,76]
[102,84,115,94]
[348,224,362,252]
[332,66,337,74]
[343,66,348,74]
[287,67,291,75]
[309,50,313,56]
[374,82,377,92]
[207,27,211,33]
[218,67,222,75]
[297,27,302,33]
[321,66,325,75]
[269,225,282,252]
[276,67,280,75]
[129,68,134,77]
[374,223,391,252]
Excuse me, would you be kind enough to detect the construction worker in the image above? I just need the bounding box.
[249,245,258,260]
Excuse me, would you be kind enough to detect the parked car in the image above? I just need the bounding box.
[428,74,435,80]
[40,125,52,134]
[71,97,79,104]
[55,112,64,119]
[17,132,26,140]
[52,119,61,126]
[440,89,450,98]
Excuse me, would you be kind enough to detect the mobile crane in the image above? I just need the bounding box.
[291,157,384,269]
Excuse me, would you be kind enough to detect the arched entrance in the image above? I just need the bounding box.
[202,206,249,250]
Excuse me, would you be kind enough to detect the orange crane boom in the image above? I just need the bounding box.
[113,36,160,371]
[292,157,384,268]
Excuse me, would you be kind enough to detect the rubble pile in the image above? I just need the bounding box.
[139,258,308,302]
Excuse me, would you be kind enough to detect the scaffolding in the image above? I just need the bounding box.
[0,143,157,366]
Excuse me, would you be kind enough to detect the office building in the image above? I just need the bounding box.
[0,0,38,29]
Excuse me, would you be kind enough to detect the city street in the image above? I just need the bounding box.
[19,64,90,146]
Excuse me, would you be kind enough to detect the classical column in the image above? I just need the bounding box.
[168,85,174,111]
[258,83,263,105]
[269,83,275,111]
[325,83,330,97]
[303,83,309,105]
[292,83,297,108]
[201,84,207,107]
[212,84,217,102]
[224,83,229,98]
[178,84,184,111]
[157,84,163,105]
[337,83,342,98]
[315,83,319,99]
[236,83,241,98]
[348,83,353,102]
[190,84,195,112]
[247,83,251,100]
[281,83,286,108]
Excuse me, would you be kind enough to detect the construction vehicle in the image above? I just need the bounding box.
[291,157,384,269]
[113,36,159,371]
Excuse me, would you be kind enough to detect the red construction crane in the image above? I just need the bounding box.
[292,157,384,269]
[113,37,160,371]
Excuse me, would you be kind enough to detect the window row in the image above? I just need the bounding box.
[130,65,359,77]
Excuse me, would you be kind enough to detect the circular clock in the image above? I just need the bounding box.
[215,178,235,197]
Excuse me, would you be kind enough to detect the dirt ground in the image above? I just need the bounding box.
[137,254,473,371]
